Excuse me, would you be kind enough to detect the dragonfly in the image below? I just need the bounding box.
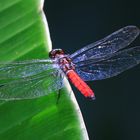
[0,25,140,101]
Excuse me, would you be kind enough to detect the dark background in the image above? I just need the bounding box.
[44,0,140,140]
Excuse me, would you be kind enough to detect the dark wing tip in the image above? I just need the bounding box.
[125,25,140,36]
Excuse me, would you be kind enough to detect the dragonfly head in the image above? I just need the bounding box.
[49,49,64,59]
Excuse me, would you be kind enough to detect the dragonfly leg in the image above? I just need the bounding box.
[56,71,63,104]
[55,70,65,104]
[56,89,62,104]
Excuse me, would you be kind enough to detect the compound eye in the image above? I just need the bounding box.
[49,52,52,58]
[49,51,55,58]
[49,49,64,58]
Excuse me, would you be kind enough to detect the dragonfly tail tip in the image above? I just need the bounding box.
[87,95,96,101]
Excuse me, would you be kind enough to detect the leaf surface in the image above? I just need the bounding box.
[0,0,89,140]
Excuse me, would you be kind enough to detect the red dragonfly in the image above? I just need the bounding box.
[0,26,140,100]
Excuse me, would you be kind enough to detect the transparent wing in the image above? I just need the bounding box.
[75,46,140,81]
[0,69,65,100]
[0,59,65,100]
[0,59,57,80]
[70,26,140,64]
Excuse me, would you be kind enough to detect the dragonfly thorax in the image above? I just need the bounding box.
[49,49,75,73]
[58,56,75,73]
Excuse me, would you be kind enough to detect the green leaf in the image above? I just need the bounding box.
[0,0,89,140]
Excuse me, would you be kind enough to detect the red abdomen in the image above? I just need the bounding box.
[66,70,95,100]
